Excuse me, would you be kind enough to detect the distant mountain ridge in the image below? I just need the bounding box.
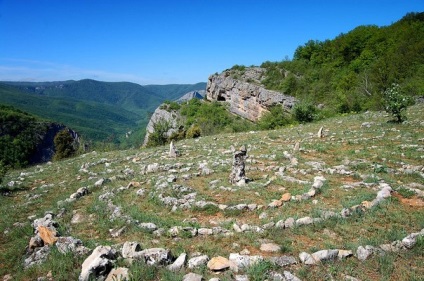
[0,80,206,147]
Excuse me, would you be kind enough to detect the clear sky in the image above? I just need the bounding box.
[0,0,422,85]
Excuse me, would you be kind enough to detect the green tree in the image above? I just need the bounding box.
[293,102,317,123]
[53,129,76,160]
[383,83,412,123]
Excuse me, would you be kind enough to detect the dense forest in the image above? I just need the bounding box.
[260,12,424,113]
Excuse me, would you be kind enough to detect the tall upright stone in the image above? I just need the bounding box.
[169,141,179,158]
[229,145,248,185]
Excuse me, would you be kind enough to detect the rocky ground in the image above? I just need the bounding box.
[1,105,423,281]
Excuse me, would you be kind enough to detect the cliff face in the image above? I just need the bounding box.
[206,68,297,121]
[143,90,206,146]
[142,107,181,146]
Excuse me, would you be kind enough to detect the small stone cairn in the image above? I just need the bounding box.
[229,145,248,186]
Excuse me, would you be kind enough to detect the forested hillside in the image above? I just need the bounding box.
[260,12,424,113]
[0,81,206,148]
[0,105,57,169]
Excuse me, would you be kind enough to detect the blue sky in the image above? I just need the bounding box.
[0,0,422,85]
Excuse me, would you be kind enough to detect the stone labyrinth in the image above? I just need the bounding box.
[3,107,424,280]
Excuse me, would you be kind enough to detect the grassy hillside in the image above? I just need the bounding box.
[1,104,423,280]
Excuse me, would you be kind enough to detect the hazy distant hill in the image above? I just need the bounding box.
[144,82,206,101]
[0,80,206,147]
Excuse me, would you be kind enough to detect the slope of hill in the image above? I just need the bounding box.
[1,104,423,280]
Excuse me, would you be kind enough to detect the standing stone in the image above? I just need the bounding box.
[317,126,324,138]
[229,145,248,185]
[293,141,300,152]
[169,141,179,158]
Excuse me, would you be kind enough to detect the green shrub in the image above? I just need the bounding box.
[146,119,171,147]
[186,124,201,138]
[293,102,317,123]
[258,105,292,130]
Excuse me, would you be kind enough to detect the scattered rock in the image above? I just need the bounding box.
[356,245,374,261]
[183,272,204,281]
[260,243,281,253]
[168,253,187,271]
[299,252,316,265]
[296,216,314,226]
[105,267,129,281]
[311,249,339,262]
[269,255,297,267]
[207,256,231,271]
[24,245,51,268]
[188,255,209,269]
[109,226,127,238]
[283,271,302,281]
[229,253,262,269]
[79,246,117,281]
[56,236,88,255]
[281,193,291,202]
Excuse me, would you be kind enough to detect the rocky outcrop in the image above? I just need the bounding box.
[206,68,297,121]
[143,90,205,146]
[143,106,181,146]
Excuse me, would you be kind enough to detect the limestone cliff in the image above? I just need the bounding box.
[143,91,205,146]
[206,67,297,121]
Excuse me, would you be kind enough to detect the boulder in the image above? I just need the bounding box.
[188,255,209,269]
[105,267,129,281]
[183,273,204,281]
[260,243,281,253]
[269,255,297,267]
[140,248,173,265]
[79,246,116,281]
[281,193,291,202]
[56,236,88,255]
[121,241,142,259]
[167,253,187,271]
[24,245,51,268]
[311,249,339,262]
[207,256,231,271]
[37,225,57,245]
[356,245,374,261]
